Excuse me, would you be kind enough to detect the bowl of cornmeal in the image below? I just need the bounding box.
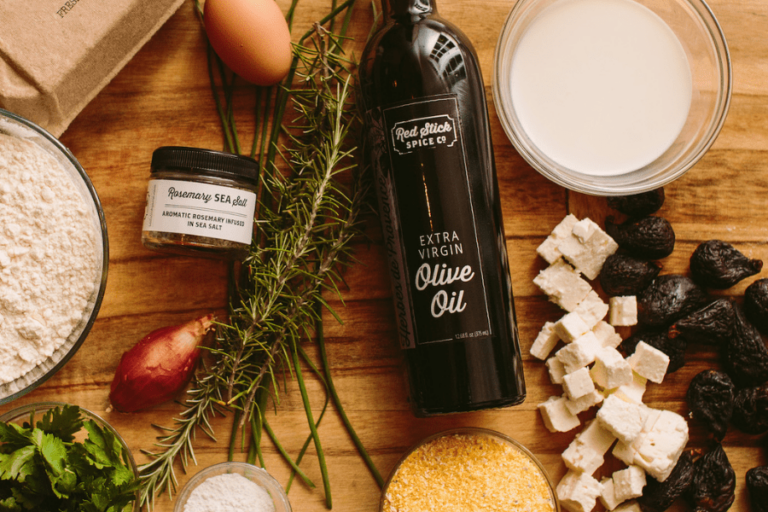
[381,428,559,512]
[0,109,108,404]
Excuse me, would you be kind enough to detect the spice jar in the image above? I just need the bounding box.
[142,147,258,260]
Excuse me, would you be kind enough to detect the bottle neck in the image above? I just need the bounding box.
[383,0,435,19]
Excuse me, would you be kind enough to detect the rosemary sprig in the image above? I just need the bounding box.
[138,2,381,509]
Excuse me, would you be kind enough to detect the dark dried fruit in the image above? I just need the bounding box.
[605,216,676,260]
[732,383,768,435]
[600,253,661,297]
[722,304,768,387]
[690,240,763,289]
[746,467,768,512]
[685,443,735,512]
[639,451,694,512]
[619,329,687,373]
[638,275,709,329]
[686,370,734,440]
[607,188,665,217]
[745,278,768,335]
[669,299,737,346]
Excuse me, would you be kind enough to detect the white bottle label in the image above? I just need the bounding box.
[142,179,256,245]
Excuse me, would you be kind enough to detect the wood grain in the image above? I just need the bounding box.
[1,1,766,511]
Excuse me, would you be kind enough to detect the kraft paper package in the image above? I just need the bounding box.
[0,0,186,136]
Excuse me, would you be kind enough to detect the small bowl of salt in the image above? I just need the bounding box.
[174,462,291,512]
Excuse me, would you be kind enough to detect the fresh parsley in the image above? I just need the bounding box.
[0,405,139,512]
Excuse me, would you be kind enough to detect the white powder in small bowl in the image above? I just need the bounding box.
[183,473,276,512]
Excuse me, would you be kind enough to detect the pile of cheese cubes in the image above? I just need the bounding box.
[532,215,689,512]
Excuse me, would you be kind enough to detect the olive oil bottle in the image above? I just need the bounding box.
[358,0,526,415]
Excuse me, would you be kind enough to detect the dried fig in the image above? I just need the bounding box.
[732,383,768,435]
[605,216,675,260]
[600,253,661,297]
[639,451,694,512]
[746,467,768,512]
[745,278,768,335]
[638,275,709,328]
[619,329,686,373]
[686,370,734,440]
[607,188,665,217]
[669,298,737,346]
[722,304,768,388]
[690,240,762,289]
[685,443,735,512]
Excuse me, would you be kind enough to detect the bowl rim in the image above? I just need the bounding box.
[492,0,733,196]
[0,108,109,404]
[379,427,560,512]
[0,401,139,511]
[173,461,293,512]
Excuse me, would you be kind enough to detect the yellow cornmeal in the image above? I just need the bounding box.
[382,433,556,512]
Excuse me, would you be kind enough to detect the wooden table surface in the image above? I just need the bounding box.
[2,0,767,510]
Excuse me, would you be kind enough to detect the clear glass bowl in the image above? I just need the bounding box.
[493,0,732,196]
[0,109,108,404]
[0,402,139,512]
[380,427,559,512]
[174,461,292,512]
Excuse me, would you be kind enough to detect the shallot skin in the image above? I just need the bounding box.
[109,314,214,413]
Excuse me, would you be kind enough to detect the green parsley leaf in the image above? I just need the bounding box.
[36,405,82,443]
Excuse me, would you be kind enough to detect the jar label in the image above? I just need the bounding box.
[142,179,256,245]
[368,95,492,348]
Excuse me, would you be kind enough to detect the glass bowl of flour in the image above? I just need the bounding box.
[174,462,292,512]
[0,109,108,403]
[493,0,732,195]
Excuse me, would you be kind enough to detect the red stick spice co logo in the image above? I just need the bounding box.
[391,114,458,155]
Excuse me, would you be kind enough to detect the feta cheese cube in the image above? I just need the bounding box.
[557,470,603,512]
[539,396,581,433]
[574,291,609,329]
[534,259,592,312]
[591,347,633,390]
[558,219,619,280]
[555,312,591,342]
[632,410,689,482]
[531,321,561,360]
[562,420,616,474]
[546,357,567,385]
[613,441,637,466]
[564,367,596,400]
[592,321,623,349]
[572,218,596,242]
[627,341,670,384]
[565,389,604,415]
[597,395,648,444]
[537,214,580,264]
[614,502,642,512]
[557,331,602,373]
[610,296,638,326]
[614,372,648,404]
[599,478,623,511]
[612,466,646,501]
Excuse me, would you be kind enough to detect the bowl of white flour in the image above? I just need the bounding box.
[174,462,291,512]
[0,109,108,404]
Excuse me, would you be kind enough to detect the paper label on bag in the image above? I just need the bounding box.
[142,179,256,245]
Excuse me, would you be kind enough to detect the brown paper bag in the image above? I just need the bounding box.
[0,0,187,136]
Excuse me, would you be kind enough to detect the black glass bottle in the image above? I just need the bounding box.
[358,0,526,415]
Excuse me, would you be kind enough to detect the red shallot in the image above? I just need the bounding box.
[109,314,214,412]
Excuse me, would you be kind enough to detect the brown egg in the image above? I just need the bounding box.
[204,0,292,86]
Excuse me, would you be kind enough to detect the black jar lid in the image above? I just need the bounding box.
[151,146,259,184]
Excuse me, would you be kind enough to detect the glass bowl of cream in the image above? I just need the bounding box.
[0,109,108,404]
[493,0,731,195]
